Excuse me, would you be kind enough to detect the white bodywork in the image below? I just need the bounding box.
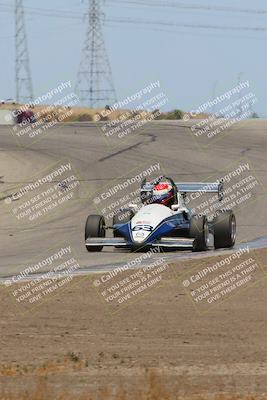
[131,204,174,243]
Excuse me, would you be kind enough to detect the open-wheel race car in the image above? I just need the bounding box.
[85,176,236,252]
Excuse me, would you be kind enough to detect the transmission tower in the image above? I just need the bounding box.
[211,80,218,114]
[76,0,117,108]
[15,0,34,103]
[236,72,244,117]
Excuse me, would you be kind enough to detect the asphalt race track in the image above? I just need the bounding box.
[0,120,267,278]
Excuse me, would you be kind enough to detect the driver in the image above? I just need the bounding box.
[141,177,190,215]
[150,181,176,208]
[141,176,179,208]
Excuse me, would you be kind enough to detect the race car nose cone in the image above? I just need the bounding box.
[133,231,146,243]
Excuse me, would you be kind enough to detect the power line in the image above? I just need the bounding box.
[1,3,267,34]
[105,21,267,41]
[3,0,267,16]
[107,16,267,32]
[0,3,84,20]
[107,0,267,16]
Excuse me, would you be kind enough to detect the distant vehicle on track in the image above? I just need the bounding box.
[15,109,36,124]
[0,98,16,105]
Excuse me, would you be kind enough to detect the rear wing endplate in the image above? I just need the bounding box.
[175,181,223,200]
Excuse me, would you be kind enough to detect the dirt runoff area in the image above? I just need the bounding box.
[1,248,267,400]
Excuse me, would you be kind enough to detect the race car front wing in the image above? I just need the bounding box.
[85,237,195,249]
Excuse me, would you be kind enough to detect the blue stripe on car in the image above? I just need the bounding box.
[144,215,189,244]
[114,222,132,242]
[114,213,190,245]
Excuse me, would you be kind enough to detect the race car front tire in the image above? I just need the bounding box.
[189,215,209,252]
[213,210,236,249]
[85,214,106,252]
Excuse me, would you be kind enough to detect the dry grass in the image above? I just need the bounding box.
[0,103,148,123]
[0,369,266,400]
[0,353,87,378]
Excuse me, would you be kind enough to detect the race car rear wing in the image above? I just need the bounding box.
[175,181,224,200]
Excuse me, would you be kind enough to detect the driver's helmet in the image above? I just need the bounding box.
[151,182,175,207]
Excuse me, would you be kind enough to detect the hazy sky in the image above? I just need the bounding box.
[0,0,266,116]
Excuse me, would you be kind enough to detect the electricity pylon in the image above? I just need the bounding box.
[76,0,117,108]
[15,0,34,103]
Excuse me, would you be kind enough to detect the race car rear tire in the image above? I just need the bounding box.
[85,214,105,252]
[113,209,134,237]
[189,215,209,252]
[213,210,236,249]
